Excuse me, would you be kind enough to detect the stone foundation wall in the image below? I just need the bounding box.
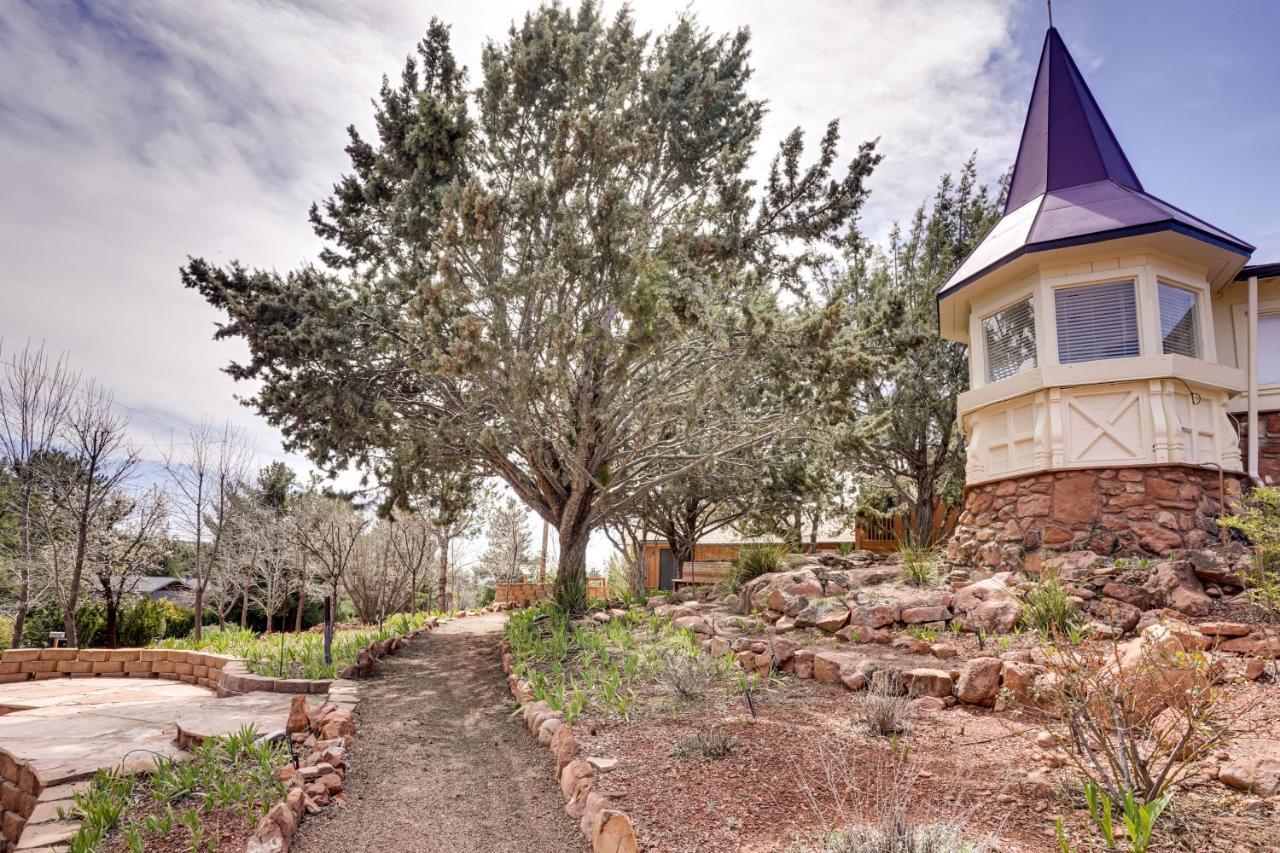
[945,465,1247,572]
[1239,410,1280,485]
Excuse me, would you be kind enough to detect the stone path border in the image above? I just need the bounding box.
[503,643,639,852]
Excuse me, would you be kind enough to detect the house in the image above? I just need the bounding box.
[130,576,197,607]
[939,27,1277,571]
[641,525,856,591]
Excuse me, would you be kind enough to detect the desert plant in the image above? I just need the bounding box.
[730,544,787,590]
[800,736,997,852]
[656,646,716,701]
[673,728,739,759]
[905,625,939,643]
[1029,631,1248,809]
[862,674,914,736]
[837,542,855,556]
[1221,485,1280,620]
[895,529,940,589]
[1018,573,1081,639]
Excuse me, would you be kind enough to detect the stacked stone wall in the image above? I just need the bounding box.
[1239,410,1280,484]
[946,465,1246,572]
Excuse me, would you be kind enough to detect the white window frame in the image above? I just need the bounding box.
[970,280,1041,388]
[1232,297,1280,390]
[981,296,1038,384]
[1155,279,1202,359]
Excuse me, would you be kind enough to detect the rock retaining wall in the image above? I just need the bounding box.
[1239,410,1280,484]
[945,465,1246,573]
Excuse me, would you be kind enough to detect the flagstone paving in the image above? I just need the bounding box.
[0,677,300,786]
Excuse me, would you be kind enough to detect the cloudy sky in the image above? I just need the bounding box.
[2,0,1277,567]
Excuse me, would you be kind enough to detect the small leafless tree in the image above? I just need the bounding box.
[90,486,169,647]
[201,423,252,638]
[386,508,436,613]
[296,494,368,613]
[344,523,411,625]
[45,381,139,645]
[245,505,295,633]
[0,341,78,646]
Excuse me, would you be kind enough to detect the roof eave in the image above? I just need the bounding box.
[937,219,1254,304]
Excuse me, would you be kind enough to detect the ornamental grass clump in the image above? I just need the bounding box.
[728,544,787,591]
[1018,572,1081,640]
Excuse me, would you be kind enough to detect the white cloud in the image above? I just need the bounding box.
[0,0,1026,568]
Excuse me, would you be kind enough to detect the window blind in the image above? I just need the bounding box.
[984,298,1037,383]
[1158,282,1199,357]
[1056,281,1139,365]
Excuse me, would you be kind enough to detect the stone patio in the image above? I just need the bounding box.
[0,677,305,851]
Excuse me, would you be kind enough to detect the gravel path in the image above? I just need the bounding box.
[292,612,584,853]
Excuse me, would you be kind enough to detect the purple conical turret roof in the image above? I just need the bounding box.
[939,28,1252,298]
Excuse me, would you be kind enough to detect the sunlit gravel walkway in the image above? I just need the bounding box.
[291,611,584,853]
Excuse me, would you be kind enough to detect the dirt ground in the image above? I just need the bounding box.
[292,612,584,853]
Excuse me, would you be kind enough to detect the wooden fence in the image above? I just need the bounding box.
[495,577,609,607]
[853,502,960,553]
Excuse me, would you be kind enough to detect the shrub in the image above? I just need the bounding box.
[728,544,786,590]
[1031,633,1247,808]
[119,598,167,647]
[1221,485,1280,620]
[20,600,106,648]
[823,823,989,853]
[862,674,914,736]
[0,616,12,649]
[656,646,716,701]
[673,729,738,760]
[1018,573,1081,640]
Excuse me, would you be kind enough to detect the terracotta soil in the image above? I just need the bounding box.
[575,657,1280,853]
[291,611,584,853]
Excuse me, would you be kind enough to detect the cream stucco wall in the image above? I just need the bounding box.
[1211,273,1280,414]
[953,244,1247,485]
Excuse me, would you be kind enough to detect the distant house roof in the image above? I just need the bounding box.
[938,28,1252,300]
[133,576,196,595]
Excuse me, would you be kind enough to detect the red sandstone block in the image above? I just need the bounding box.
[274,679,313,694]
[17,763,39,795]
[92,661,124,674]
[178,674,196,684]
[31,672,63,681]
[79,649,110,662]
[0,674,28,684]
[1,650,40,663]
[2,809,25,844]
[191,665,209,681]
[109,649,140,662]
[151,660,175,673]
[0,781,19,810]
[37,648,78,662]
[69,672,98,679]
[21,661,57,674]
[0,662,19,674]
[139,649,166,662]
[173,662,194,676]
[122,661,152,675]
[55,660,92,674]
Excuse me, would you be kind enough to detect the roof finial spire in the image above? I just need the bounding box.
[1047,0,1054,29]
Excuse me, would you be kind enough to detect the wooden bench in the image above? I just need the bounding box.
[672,561,733,587]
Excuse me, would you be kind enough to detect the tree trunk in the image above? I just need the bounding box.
[240,589,249,628]
[217,611,226,631]
[265,610,273,633]
[105,597,119,649]
[294,583,305,632]
[552,518,590,614]
[913,490,935,547]
[193,585,205,640]
[64,466,97,647]
[192,529,204,641]
[12,483,33,648]
[437,534,449,612]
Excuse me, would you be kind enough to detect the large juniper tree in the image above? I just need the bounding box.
[183,4,878,611]
[839,159,1004,542]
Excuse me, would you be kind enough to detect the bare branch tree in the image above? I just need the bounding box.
[386,508,436,613]
[44,381,139,645]
[0,341,78,646]
[90,485,168,647]
[296,494,368,612]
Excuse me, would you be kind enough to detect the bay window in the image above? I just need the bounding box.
[983,297,1037,383]
[1056,280,1139,364]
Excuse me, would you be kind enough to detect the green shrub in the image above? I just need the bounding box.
[728,544,786,590]
[0,616,12,649]
[20,600,106,647]
[1221,485,1280,620]
[119,598,167,647]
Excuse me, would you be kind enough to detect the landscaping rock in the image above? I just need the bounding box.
[1090,598,1143,633]
[812,651,860,685]
[849,601,899,629]
[1198,621,1251,637]
[902,668,953,699]
[593,809,639,853]
[900,605,951,624]
[285,694,311,735]
[1101,583,1154,611]
[1145,560,1211,617]
[955,657,1002,707]
[1218,757,1280,796]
